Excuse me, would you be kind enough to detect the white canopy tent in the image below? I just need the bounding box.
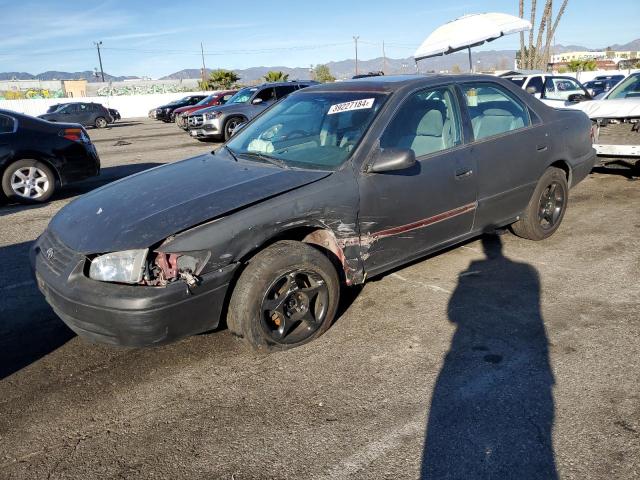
[414,13,532,71]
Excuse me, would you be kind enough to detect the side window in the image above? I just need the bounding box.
[78,104,87,111]
[0,114,16,134]
[66,104,79,113]
[461,83,530,141]
[255,87,276,102]
[274,85,296,99]
[544,78,586,100]
[526,76,544,94]
[380,87,461,158]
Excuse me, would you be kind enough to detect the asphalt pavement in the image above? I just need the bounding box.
[0,119,638,479]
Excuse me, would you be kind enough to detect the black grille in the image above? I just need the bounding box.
[38,230,78,276]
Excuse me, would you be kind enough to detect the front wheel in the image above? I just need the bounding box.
[94,116,108,128]
[224,116,243,141]
[227,241,340,351]
[511,167,568,240]
[1,159,56,204]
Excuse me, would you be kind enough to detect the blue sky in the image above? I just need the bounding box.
[0,0,638,78]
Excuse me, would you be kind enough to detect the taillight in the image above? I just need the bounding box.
[60,128,90,143]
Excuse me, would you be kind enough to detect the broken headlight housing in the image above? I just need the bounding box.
[89,249,148,284]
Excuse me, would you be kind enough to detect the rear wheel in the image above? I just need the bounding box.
[227,241,340,351]
[224,116,243,141]
[511,167,568,240]
[94,116,108,128]
[1,159,56,204]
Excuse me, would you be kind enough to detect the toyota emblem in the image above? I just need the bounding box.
[45,248,54,260]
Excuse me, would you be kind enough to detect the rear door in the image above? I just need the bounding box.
[0,114,17,167]
[458,81,546,230]
[357,85,477,273]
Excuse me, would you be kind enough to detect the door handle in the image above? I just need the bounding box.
[455,168,473,179]
[537,145,548,152]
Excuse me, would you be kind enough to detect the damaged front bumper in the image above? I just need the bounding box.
[30,233,238,347]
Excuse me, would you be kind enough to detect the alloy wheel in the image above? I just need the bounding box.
[538,181,565,230]
[10,166,50,200]
[261,270,329,344]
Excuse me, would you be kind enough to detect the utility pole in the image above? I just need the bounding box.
[382,41,387,74]
[353,36,360,76]
[94,41,105,82]
[200,42,207,85]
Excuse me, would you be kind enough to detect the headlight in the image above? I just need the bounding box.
[89,249,148,284]
[205,111,222,120]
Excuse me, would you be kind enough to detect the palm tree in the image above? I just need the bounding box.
[263,71,289,82]
[207,69,240,89]
[519,0,526,68]
[542,0,569,67]
[533,0,553,69]
[527,0,538,68]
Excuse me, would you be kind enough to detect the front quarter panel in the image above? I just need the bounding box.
[159,166,363,283]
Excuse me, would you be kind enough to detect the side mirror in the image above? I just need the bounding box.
[252,98,263,105]
[369,148,416,173]
[568,93,588,102]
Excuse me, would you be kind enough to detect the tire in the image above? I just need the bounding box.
[511,167,568,240]
[1,159,56,204]
[227,240,340,351]
[94,116,108,128]
[224,116,243,141]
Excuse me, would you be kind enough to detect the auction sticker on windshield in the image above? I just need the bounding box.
[328,98,375,115]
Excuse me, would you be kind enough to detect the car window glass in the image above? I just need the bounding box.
[527,76,544,93]
[607,74,640,99]
[461,83,530,141]
[255,88,276,102]
[544,78,586,100]
[274,85,296,99]
[0,114,15,133]
[380,87,461,158]
[508,77,526,87]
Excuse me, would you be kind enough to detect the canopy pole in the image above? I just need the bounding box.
[468,47,473,72]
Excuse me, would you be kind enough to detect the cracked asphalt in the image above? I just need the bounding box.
[0,119,639,479]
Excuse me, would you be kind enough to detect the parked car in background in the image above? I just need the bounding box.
[583,79,621,98]
[594,74,625,83]
[38,102,114,128]
[154,95,207,122]
[505,74,592,108]
[0,109,100,203]
[31,75,595,350]
[187,81,316,141]
[174,91,237,129]
[570,73,640,167]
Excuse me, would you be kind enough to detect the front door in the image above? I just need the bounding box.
[357,85,477,274]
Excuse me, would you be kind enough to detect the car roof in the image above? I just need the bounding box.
[302,74,492,93]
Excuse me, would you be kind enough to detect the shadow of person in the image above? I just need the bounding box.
[421,235,557,479]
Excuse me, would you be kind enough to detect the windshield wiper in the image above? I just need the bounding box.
[223,145,239,162]
[239,151,290,169]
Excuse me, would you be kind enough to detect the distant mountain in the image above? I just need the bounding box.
[3,38,638,83]
[0,71,138,82]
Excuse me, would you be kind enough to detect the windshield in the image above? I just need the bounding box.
[227,87,257,104]
[196,94,216,106]
[226,91,388,170]
[607,74,640,99]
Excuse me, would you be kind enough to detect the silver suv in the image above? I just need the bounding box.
[187,81,316,141]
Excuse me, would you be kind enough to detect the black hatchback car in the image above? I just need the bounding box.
[155,95,207,122]
[32,75,595,350]
[1,110,100,203]
[39,102,114,128]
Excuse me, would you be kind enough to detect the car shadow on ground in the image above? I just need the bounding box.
[0,162,163,217]
[101,121,144,129]
[420,235,557,479]
[0,241,76,380]
[592,162,639,179]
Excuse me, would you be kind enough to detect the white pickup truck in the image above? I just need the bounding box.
[506,73,640,168]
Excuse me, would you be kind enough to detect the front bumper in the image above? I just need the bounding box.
[30,232,238,347]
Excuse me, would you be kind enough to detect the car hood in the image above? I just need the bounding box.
[49,150,331,253]
[569,97,640,119]
[193,102,247,115]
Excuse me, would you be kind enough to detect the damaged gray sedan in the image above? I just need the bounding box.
[31,75,596,350]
